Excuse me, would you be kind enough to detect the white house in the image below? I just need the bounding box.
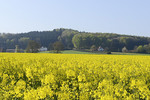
[38,47,48,51]
[98,46,104,51]
[6,49,15,52]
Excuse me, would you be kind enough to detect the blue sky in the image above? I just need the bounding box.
[0,0,150,37]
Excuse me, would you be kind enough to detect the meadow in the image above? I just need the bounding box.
[0,53,150,99]
[39,50,150,55]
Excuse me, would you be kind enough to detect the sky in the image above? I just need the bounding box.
[0,0,150,37]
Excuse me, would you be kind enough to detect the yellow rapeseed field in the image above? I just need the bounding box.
[0,53,150,99]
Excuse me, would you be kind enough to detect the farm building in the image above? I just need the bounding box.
[6,49,15,52]
[98,46,104,51]
[38,47,48,52]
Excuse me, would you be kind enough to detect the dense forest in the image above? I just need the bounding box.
[0,28,150,53]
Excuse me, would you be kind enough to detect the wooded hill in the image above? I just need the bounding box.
[0,28,150,52]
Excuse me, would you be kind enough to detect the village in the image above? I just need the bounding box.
[0,46,105,53]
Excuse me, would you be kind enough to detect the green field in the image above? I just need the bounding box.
[39,50,150,55]
[40,50,94,54]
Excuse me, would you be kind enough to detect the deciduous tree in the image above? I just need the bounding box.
[26,40,40,53]
[53,41,64,53]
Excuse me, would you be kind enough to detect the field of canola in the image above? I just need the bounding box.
[0,53,150,100]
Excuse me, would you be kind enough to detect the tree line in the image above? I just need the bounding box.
[0,28,150,53]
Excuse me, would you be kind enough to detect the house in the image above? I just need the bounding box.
[6,49,15,52]
[98,46,104,51]
[38,47,48,52]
